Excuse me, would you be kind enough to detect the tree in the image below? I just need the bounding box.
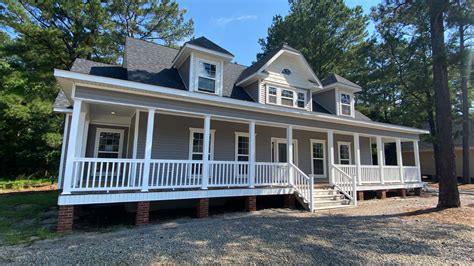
[429,0,460,207]
[0,0,193,179]
[258,0,369,79]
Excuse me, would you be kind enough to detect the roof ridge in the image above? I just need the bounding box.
[73,58,122,67]
[125,36,180,51]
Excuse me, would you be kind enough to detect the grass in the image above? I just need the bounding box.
[0,191,59,245]
[0,178,52,191]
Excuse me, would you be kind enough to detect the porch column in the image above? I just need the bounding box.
[328,130,335,185]
[132,110,140,159]
[377,136,385,184]
[354,133,362,185]
[63,99,83,194]
[249,120,256,188]
[413,140,421,182]
[57,114,70,189]
[201,115,211,189]
[141,109,155,192]
[396,138,404,183]
[287,125,294,185]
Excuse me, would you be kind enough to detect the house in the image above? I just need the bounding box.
[53,37,428,232]
[402,121,474,181]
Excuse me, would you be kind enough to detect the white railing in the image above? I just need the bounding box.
[255,162,289,186]
[332,164,355,205]
[403,166,419,183]
[360,165,380,184]
[289,163,314,211]
[71,158,144,191]
[209,161,249,187]
[335,164,357,178]
[149,160,203,189]
[383,166,401,183]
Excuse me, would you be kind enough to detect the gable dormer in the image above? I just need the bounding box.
[173,37,234,96]
[314,74,362,118]
[236,44,323,111]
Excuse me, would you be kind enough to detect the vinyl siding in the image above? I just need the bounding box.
[59,114,71,189]
[314,90,336,114]
[74,86,420,140]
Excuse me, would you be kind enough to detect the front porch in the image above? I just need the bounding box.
[59,100,423,209]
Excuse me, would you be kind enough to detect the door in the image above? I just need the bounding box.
[271,138,297,164]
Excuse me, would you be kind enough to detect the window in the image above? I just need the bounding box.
[281,89,294,106]
[340,93,352,116]
[338,142,351,165]
[268,87,277,104]
[95,129,124,158]
[266,85,307,109]
[311,140,326,177]
[271,138,298,164]
[235,133,249,162]
[297,92,305,108]
[189,128,215,160]
[282,68,291,75]
[197,61,217,93]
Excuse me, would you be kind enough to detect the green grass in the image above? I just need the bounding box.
[0,191,59,245]
[0,178,52,190]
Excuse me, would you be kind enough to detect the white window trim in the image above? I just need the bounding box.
[192,56,223,96]
[310,139,326,178]
[188,127,216,160]
[94,128,125,158]
[270,137,298,165]
[337,141,352,164]
[336,88,355,117]
[265,84,307,109]
[234,132,257,161]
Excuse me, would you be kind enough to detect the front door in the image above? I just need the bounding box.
[271,138,297,164]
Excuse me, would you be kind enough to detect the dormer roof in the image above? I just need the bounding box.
[186,36,234,57]
[320,73,361,92]
[172,36,234,67]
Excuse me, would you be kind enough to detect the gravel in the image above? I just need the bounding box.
[1,193,473,264]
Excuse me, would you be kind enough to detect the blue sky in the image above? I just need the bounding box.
[177,0,380,66]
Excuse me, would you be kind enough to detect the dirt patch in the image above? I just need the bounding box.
[426,182,474,192]
[400,205,474,227]
[0,184,57,194]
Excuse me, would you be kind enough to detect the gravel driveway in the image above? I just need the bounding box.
[1,193,473,264]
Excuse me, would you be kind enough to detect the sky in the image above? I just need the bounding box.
[177,0,380,66]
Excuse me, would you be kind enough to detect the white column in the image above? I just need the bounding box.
[141,109,155,192]
[328,130,335,185]
[62,100,83,194]
[80,117,89,157]
[132,110,140,159]
[413,140,421,182]
[377,136,385,184]
[57,114,70,189]
[201,115,211,189]
[354,133,362,185]
[396,138,404,183]
[249,121,256,188]
[287,125,294,185]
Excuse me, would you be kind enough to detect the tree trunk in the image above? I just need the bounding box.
[429,0,460,207]
[459,24,471,184]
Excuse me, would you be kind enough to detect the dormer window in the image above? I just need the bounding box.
[339,92,353,116]
[282,68,291,75]
[198,61,217,93]
[266,85,307,109]
[281,89,294,106]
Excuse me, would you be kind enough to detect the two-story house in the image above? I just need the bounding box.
[53,37,428,232]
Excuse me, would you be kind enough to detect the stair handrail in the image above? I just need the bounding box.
[289,163,314,212]
[331,164,357,206]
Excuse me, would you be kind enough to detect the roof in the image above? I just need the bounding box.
[236,43,301,84]
[321,73,361,90]
[70,58,127,80]
[186,36,233,56]
[53,89,71,109]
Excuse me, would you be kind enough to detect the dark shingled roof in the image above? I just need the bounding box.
[236,43,301,84]
[321,73,361,89]
[70,58,127,80]
[54,89,71,109]
[186,36,234,56]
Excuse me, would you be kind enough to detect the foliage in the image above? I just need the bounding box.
[258,0,369,79]
[0,0,193,179]
[0,178,52,190]
[0,191,59,245]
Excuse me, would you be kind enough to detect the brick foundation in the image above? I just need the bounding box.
[357,191,365,201]
[196,198,209,218]
[398,189,407,198]
[283,194,296,208]
[135,201,150,225]
[57,205,74,232]
[245,196,257,212]
[414,187,422,196]
[376,190,387,199]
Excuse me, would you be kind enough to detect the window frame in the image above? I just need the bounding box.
[337,141,352,165]
[188,127,216,161]
[265,84,307,109]
[337,89,355,117]
[197,59,217,94]
[270,137,298,165]
[310,139,326,178]
[94,128,125,158]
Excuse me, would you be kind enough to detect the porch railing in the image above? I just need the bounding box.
[403,166,419,183]
[149,160,203,189]
[209,161,249,187]
[360,166,380,184]
[332,164,356,205]
[255,162,289,186]
[289,163,314,211]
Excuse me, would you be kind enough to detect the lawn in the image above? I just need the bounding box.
[0,178,53,192]
[0,191,59,245]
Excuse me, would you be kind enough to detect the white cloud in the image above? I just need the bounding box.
[214,15,258,27]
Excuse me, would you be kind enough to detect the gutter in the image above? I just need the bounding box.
[54,69,430,135]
